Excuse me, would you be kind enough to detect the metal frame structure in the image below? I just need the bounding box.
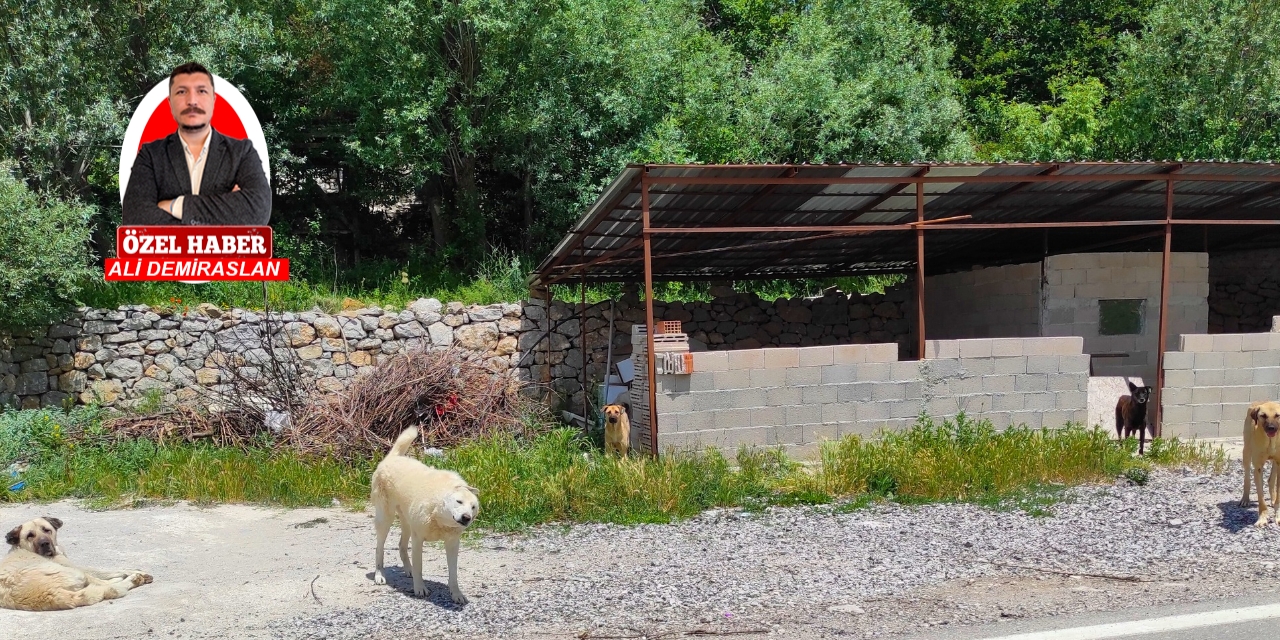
[532,162,1280,454]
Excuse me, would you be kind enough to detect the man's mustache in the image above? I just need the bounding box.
[181,107,206,115]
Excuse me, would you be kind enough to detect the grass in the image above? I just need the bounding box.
[0,410,1225,528]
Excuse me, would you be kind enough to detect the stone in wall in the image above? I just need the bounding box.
[1209,248,1280,333]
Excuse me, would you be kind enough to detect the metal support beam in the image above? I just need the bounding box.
[580,275,588,436]
[916,181,926,361]
[1154,179,1174,440]
[642,173,659,458]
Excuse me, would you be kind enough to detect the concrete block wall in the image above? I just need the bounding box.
[642,336,1089,459]
[1041,252,1208,382]
[925,262,1041,339]
[1161,320,1280,438]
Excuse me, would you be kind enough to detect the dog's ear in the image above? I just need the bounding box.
[42,517,62,530]
[5,526,19,546]
[465,485,480,496]
[1127,379,1138,393]
[1250,406,1261,423]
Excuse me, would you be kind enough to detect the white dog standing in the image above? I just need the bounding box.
[371,427,480,604]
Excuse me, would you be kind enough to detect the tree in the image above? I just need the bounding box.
[1104,0,1280,160]
[0,163,98,329]
[984,77,1106,161]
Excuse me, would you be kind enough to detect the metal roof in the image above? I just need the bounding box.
[531,162,1280,287]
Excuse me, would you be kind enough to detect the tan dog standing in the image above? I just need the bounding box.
[1240,401,1280,526]
[372,427,480,604]
[0,517,152,611]
[603,404,630,456]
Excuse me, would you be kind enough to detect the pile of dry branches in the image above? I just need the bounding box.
[106,347,547,457]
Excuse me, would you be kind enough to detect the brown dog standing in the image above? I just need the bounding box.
[1241,401,1280,526]
[603,404,630,456]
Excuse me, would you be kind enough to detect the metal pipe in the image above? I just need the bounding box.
[542,285,552,404]
[642,173,659,458]
[640,219,1280,235]
[643,173,1280,186]
[580,274,588,435]
[916,181,926,361]
[1155,179,1174,440]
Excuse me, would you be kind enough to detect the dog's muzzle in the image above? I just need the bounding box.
[1266,423,1279,438]
[36,540,55,557]
[458,514,473,526]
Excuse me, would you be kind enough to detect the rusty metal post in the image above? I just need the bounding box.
[642,171,659,457]
[1154,178,1174,438]
[580,275,589,433]
[542,285,553,405]
[915,179,926,360]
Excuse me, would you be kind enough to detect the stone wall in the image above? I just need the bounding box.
[633,336,1089,459]
[925,262,1041,339]
[1209,248,1280,333]
[0,300,527,411]
[1160,319,1280,438]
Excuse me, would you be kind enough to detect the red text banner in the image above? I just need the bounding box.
[105,226,289,281]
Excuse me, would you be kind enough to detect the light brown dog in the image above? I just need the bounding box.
[0,517,152,611]
[603,404,630,456]
[1241,401,1280,526]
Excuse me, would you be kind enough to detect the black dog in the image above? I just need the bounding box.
[1115,379,1153,454]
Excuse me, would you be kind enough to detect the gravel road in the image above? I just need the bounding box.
[3,460,1278,640]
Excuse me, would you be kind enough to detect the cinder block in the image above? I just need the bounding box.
[1015,374,1048,392]
[1180,334,1213,352]
[1163,351,1194,370]
[1222,386,1252,404]
[1222,403,1252,422]
[786,367,822,386]
[1041,410,1074,428]
[890,362,921,382]
[799,346,835,367]
[1193,369,1226,387]
[1048,374,1079,391]
[727,349,765,370]
[960,358,996,377]
[821,364,859,385]
[770,424,803,446]
[822,403,857,423]
[687,372,719,392]
[833,344,869,364]
[950,375,983,395]
[713,369,752,390]
[890,400,924,419]
[672,411,713,432]
[982,375,1016,392]
[1255,352,1278,368]
[692,351,729,372]
[1026,337,1084,356]
[1163,387,1192,406]
[856,363,892,381]
[857,402,891,421]
[1027,355,1059,374]
[958,339,992,358]
[721,427,773,449]
[802,385,837,404]
[926,396,959,417]
[994,393,1025,411]
[749,406,785,429]
[1164,369,1194,388]
[872,383,907,402]
[1226,369,1254,387]
[1250,386,1279,402]
[1242,333,1272,352]
[1192,404,1222,423]
[1009,411,1043,429]
[865,343,899,363]
[1161,404,1192,424]
[985,412,1014,429]
[803,423,839,444]
[714,407,755,429]
[1212,334,1244,353]
[836,382,875,403]
[1055,390,1088,411]
[750,368,787,388]
[765,387,802,406]
[658,394,694,413]
[1025,392,1056,411]
[957,394,993,414]
[783,442,823,461]
[764,348,799,369]
[923,358,962,379]
[1257,368,1280,385]
[992,357,1027,375]
[1059,355,1091,374]
[924,340,959,359]
[1191,387,1223,405]
[1193,352,1226,369]
[786,404,822,426]
[990,338,1025,357]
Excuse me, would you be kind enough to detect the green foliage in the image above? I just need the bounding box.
[985,77,1107,160]
[0,165,99,329]
[1104,0,1280,160]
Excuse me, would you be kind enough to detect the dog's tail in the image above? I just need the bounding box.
[387,427,419,457]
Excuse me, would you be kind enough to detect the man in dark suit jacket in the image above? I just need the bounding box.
[122,62,271,225]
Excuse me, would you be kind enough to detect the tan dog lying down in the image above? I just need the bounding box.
[1241,401,1280,526]
[0,517,152,611]
[372,427,480,604]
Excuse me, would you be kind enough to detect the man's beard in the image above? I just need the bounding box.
[180,122,209,133]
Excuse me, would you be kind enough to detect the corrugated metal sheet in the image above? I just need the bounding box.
[531,162,1280,286]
